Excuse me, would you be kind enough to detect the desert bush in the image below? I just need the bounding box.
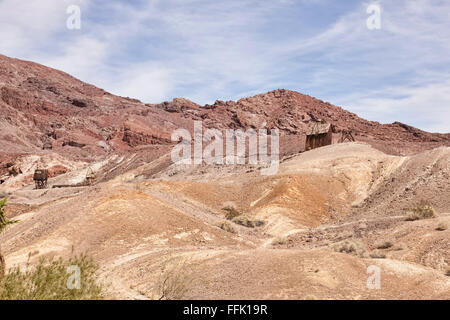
[436,222,448,231]
[158,256,196,300]
[0,254,4,278]
[271,236,288,246]
[392,243,407,251]
[232,215,264,228]
[0,253,104,300]
[0,198,18,233]
[216,220,237,234]
[0,198,18,277]
[330,239,367,258]
[446,269,450,277]
[375,240,393,250]
[80,150,89,158]
[222,206,242,220]
[406,200,437,221]
[369,251,387,259]
[270,236,291,247]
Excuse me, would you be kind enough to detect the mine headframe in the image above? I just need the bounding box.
[33,169,49,189]
[338,129,356,143]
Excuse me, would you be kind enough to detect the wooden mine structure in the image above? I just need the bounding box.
[52,167,97,189]
[305,121,333,151]
[33,169,48,189]
[338,129,355,143]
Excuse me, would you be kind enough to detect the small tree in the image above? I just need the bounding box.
[0,254,104,299]
[0,198,18,277]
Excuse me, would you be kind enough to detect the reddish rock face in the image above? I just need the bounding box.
[47,165,69,178]
[0,53,449,167]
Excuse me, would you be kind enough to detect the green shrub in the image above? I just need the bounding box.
[0,198,18,233]
[330,240,367,258]
[1,198,18,277]
[271,236,288,246]
[375,240,393,249]
[392,243,407,251]
[216,220,237,234]
[222,206,242,220]
[0,253,104,300]
[232,215,264,228]
[369,251,387,259]
[80,150,89,158]
[436,222,448,231]
[158,256,196,300]
[406,200,437,221]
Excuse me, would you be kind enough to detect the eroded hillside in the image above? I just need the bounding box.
[1,143,449,299]
[1,53,450,184]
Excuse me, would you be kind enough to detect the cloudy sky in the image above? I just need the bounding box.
[0,0,449,132]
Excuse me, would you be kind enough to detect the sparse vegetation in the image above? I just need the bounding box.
[392,243,407,251]
[446,269,450,277]
[330,239,367,258]
[216,220,237,234]
[222,206,242,220]
[436,222,448,231]
[369,251,387,259]
[0,251,4,277]
[80,150,89,158]
[232,215,265,228]
[271,236,288,246]
[406,200,437,221]
[158,256,197,300]
[375,240,393,250]
[0,253,104,299]
[0,198,18,277]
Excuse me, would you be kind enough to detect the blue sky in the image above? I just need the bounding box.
[1,0,449,132]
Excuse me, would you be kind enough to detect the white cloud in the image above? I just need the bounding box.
[335,81,450,133]
[0,0,86,57]
[42,36,108,81]
[104,63,174,103]
[266,0,450,132]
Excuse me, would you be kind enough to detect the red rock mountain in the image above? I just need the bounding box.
[1,53,449,177]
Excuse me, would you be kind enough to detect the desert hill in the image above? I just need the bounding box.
[1,142,449,299]
[0,55,449,299]
[1,53,449,184]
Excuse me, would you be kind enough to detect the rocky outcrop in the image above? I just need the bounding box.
[6,163,21,176]
[62,140,86,148]
[121,123,172,147]
[47,165,69,178]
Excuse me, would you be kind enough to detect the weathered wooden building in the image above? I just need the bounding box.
[305,122,333,151]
